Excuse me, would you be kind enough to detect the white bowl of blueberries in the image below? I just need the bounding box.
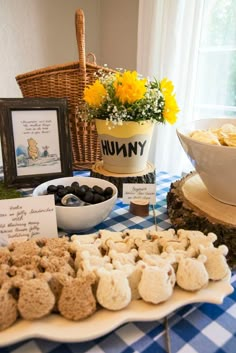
[33,176,118,232]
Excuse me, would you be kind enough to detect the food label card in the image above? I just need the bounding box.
[0,195,58,245]
[122,183,156,204]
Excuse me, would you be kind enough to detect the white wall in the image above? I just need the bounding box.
[0,0,139,167]
[0,0,138,97]
[100,0,138,70]
[0,0,102,98]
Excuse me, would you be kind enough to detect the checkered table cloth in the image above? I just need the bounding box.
[3,172,236,353]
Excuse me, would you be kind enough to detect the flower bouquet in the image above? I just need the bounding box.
[83,70,179,126]
[82,70,179,173]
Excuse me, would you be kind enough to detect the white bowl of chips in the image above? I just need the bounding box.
[177,118,236,205]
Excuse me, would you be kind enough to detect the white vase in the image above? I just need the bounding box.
[95,119,154,173]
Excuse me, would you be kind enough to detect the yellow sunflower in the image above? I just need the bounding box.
[160,78,179,124]
[114,71,147,104]
[84,80,107,107]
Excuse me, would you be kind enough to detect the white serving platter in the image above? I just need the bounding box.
[0,275,233,347]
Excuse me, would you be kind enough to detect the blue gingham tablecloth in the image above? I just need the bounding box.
[2,172,236,353]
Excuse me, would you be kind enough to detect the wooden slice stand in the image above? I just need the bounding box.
[90,161,156,197]
[167,172,236,268]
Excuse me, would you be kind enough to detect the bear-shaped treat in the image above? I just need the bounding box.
[70,233,98,245]
[0,264,12,286]
[98,230,124,251]
[96,268,131,310]
[78,251,112,279]
[134,238,160,255]
[150,228,176,241]
[39,237,71,257]
[40,254,75,277]
[112,261,143,300]
[177,230,217,257]
[0,247,11,265]
[138,262,175,304]
[27,137,39,160]
[176,254,209,291]
[71,239,102,270]
[123,229,148,242]
[109,248,138,265]
[106,237,134,253]
[199,245,230,281]
[0,282,18,331]
[8,265,38,280]
[58,274,96,320]
[16,274,55,320]
[8,239,41,267]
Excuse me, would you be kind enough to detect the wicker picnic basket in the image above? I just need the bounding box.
[15,9,114,170]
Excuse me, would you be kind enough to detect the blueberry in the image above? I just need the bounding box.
[93,185,104,195]
[57,188,68,198]
[81,184,89,191]
[104,187,113,197]
[57,185,64,190]
[76,186,87,197]
[93,193,105,204]
[47,185,57,194]
[54,194,61,204]
[83,191,94,203]
[73,185,81,196]
[65,186,74,194]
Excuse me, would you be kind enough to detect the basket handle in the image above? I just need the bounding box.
[75,9,86,85]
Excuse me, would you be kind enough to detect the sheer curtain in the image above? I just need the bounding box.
[137,0,204,175]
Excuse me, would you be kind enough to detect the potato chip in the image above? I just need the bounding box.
[189,123,236,146]
[190,130,221,145]
[223,133,236,147]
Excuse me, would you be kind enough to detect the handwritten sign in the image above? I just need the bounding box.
[0,195,58,245]
[122,183,156,205]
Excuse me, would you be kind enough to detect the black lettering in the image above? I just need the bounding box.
[139,140,147,156]
[101,140,109,155]
[116,142,127,157]
[128,141,138,157]
[107,141,115,155]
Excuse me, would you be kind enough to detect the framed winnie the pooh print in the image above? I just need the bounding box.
[0,98,72,188]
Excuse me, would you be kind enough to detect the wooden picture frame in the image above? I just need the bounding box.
[0,98,73,188]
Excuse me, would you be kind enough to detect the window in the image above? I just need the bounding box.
[194,0,236,118]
